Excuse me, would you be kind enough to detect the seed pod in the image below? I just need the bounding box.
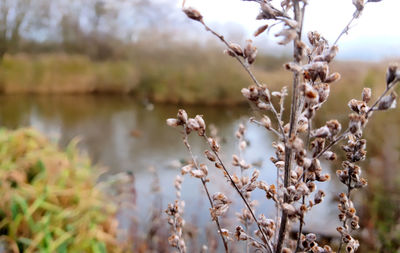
[177,109,188,123]
[224,49,236,57]
[325,72,341,83]
[254,24,269,37]
[228,43,244,57]
[166,118,180,127]
[182,7,203,22]
[244,40,257,64]
[257,3,281,20]
[362,88,372,103]
[314,190,325,204]
[208,137,220,152]
[190,169,205,178]
[181,164,193,175]
[195,115,206,130]
[275,28,297,45]
[251,170,260,182]
[284,62,302,73]
[325,45,339,63]
[386,65,399,86]
[205,150,216,162]
[377,92,397,110]
[352,0,364,11]
[261,115,272,130]
[187,118,200,131]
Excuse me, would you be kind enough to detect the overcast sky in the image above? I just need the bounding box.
[179,0,400,61]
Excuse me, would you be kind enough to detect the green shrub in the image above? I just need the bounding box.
[0,128,120,253]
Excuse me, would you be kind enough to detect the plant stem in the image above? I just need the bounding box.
[203,134,274,253]
[183,129,229,253]
[199,21,286,140]
[276,1,304,251]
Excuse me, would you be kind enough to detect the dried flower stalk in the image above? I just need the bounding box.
[167,0,398,252]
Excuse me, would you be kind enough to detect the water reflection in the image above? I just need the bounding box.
[0,95,340,237]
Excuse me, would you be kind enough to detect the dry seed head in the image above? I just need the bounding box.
[187,118,200,131]
[241,85,259,100]
[306,138,325,155]
[386,64,399,85]
[166,118,180,127]
[258,3,281,20]
[208,137,220,152]
[228,43,244,57]
[190,169,206,178]
[361,87,372,103]
[324,45,339,63]
[177,109,188,123]
[224,49,236,57]
[244,40,257,64]
[235,226,248,241]
[281,18,298,29]
[239,140,247,151]
[181,164,193,175]
[204,150,216,162]
[261,115,272,130]
[251,169,260,182]
[352,0,364,11]
[254,23,269,37]
[256,101,270,110]
[316,83,330,103]
[199,163,208,175]
[182,7,203,22]
[275,28,297,45]
[284,62,303,73]
[282,203,296,215]
[325,72,341,83]
[195,115,206,129]
[308,31,321,46]
[326,119,342,136]
[377,92,397,110]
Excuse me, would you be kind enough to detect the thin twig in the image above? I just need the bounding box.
[202,134,274,253]
[316,128,349,159]
[198,21,286,140]
[182,128,229,253]
[250,119,281,138]
[333,15,356,46]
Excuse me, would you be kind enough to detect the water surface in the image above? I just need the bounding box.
[0,95,341,239]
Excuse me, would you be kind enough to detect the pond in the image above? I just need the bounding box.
[0,95,343,241]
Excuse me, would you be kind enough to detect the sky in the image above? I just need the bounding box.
[179,0,400,61]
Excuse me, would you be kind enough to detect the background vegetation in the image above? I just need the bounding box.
[0,0,398,252]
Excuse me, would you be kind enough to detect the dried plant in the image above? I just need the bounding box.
[166,0,399,252]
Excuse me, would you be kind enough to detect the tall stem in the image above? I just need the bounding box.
[276,1,304,252]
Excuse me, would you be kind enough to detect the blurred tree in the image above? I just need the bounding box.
[0,0,31,59]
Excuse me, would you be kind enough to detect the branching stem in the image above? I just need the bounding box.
[182,128,229,253]
[202,134,274,253]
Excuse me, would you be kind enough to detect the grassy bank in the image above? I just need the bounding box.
[0,52,289,105]
[0,53,394,106]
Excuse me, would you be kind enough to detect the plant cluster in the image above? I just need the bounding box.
[166,0,399,252]
[0,128,120,253]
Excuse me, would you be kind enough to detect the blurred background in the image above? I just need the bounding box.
[0,0,399,252]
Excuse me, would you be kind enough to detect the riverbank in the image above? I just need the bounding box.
[0,53,391,106]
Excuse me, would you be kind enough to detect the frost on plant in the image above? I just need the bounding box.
[166,0,397,252]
